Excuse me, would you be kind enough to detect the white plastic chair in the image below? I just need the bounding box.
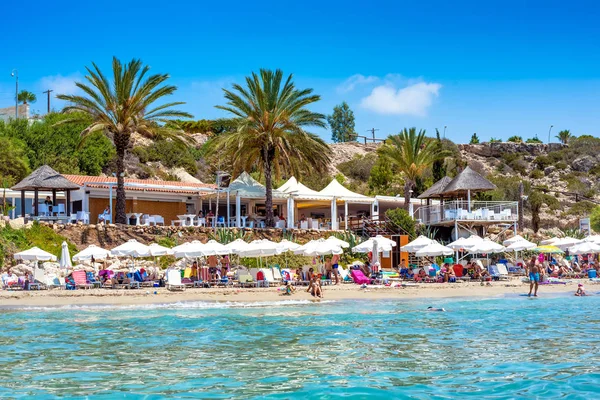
[153,215,164,225]
[196,217,206,227]
[166,269,186,291]
[300,221,308,229]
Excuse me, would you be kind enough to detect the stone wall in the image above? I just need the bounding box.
[41,221,338,251]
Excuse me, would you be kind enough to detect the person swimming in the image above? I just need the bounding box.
[427,306,446,312]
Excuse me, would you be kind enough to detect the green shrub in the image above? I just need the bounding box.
[555,161,568,170]
[566,201,596,217]
[534,155,551,170]
[529,169,544,179]
[526,136,543,143]
[385,208,416,238]
[542,194,560,211]
[337,154,377,181]
[507,136,523,143]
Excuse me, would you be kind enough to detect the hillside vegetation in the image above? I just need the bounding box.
[1,113,598,233]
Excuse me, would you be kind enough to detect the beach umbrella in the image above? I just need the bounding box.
[506,240,537,252]
[111,239,151,257]
[447,237,467,250]
[540,237,559,245]
[225,238,252,253]
[326,236,350,248]
[468,239,506,254]
[14,247,57,262]
[294,239,343,256]
[532,245,564,254]
[503,235,527,246]
[415,242,453,257]
[352,235,396,253]
[148,243,174,256]
[59,241,73,270]
[583,235,600,244]
[403,235,435,252]
[460,234,484,250]
[73,244,112,262]
[238,239,282,257]
[276,239,302,253]
[568,242,600,255]
[552,237,582,250]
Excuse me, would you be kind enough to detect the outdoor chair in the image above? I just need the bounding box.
[38,204,48,216]
[56,204,66,216]
[196,217,206,227]
[216,216,226,227]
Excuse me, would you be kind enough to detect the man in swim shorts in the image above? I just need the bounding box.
[527,256,540,297]
[331,254,340,285]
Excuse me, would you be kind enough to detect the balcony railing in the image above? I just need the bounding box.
[416,200,518,225]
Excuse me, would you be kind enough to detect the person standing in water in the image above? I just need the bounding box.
[527,256,540,297]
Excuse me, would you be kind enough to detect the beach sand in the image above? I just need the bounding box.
[0,278,587,307]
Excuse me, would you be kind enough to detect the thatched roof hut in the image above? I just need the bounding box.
[418,176,453,199]
[11,165,80,218]
[12,165,80,191]
[440,166,496,197]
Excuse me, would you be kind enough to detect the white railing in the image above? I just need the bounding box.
[416,200,518,225]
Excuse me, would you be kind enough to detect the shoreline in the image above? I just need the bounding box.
[0,279,587,308]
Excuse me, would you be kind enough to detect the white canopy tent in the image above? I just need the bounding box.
[73,244,112,262]
[318,179,375,230]
[227,172,288,228]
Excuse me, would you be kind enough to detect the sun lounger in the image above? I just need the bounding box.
[271,267,283,285]
[166,269,186,291]
[72,270,93,289]
[237,274,255,288]
[350,269,371,285]
[489,264,509,281]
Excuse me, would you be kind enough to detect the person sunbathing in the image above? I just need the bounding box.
[446,265,456,282]
[307,275,323,298]
[112,272,130,286]
[575,283,587,296]
[416,268,427,282]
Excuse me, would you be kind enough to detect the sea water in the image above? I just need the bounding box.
[0,294,599,399]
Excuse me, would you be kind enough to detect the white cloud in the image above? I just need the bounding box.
[337,74,379,93]
[38,73,82,96]
[360,81,441,116]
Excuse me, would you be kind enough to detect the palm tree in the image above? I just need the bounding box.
[17,90,36,104]
[556,129,572,144]
[56,57,192,224]
[378,128,438,210]
[207,69,330,227]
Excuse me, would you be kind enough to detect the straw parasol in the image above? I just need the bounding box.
[440,166,497,197]
[417,176,453,199]
[11,165,80,191]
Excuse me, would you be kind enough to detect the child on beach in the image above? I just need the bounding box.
[281,281,296,296]
[575,283,586,296]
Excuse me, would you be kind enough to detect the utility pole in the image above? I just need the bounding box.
[11,69,18,119]
[548,125,553,144]
[443,126,447,139]
[366,128,379,144]
[43,89,53,113]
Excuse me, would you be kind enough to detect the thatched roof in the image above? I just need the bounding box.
[12,165,81,191]
[440,166,496,196]
[417,176,453,199]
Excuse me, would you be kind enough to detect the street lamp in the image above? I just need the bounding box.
[548,125,553,144]
[11,69,18,119]
[443,126,447,139]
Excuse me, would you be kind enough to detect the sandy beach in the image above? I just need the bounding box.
[0,278,587,307]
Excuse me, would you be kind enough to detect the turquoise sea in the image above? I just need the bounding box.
[1,294,599,399]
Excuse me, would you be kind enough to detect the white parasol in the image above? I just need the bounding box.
[14,247,57,262]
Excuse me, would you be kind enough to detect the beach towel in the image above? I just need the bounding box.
[350,269,370,285]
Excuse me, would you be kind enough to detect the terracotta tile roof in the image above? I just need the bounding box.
[64,175,215,195]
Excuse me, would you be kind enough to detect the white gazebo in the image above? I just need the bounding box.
[317,179,375,230]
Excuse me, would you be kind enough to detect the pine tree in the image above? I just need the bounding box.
[327,102,357,142]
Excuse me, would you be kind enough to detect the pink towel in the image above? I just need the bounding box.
[350,269,370,285]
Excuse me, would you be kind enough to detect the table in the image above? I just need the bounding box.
[177,214,197,226]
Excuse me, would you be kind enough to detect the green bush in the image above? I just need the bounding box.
[368,158,394,195]
[530,169,544,179]
[542,194,560,211]
[509,159,528,175]
[526,136,543,143]
[337,154,377,182]
[0,223,77,269]
[507,136,523,143]
[589,206,600,232]
[534,155,551,170]
[555,161,568,170]
[566,201,596,217]
[385,208,416,238]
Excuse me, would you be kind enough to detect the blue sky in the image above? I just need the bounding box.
[1,0,599,143]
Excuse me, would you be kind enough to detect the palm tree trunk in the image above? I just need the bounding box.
[114,133,127,224]
[264,147,275,227]
[404,180,413,211]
